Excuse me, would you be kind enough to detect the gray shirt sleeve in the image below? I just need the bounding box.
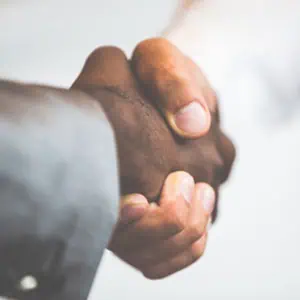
[0,81,120,300]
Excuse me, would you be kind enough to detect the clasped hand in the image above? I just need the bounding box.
[71,38,236,279]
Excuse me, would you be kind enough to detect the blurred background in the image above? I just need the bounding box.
[1,1,300,300]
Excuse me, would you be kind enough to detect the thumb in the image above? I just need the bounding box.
[132,38,214,139]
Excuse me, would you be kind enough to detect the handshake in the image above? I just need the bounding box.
[0,37,236,300]
[0,38,235,300]
[72,39,235,206]
[71,38,236,278]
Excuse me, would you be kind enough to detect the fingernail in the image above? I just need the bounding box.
[120,195,147,223]
[163,172,195,204]
[199,185,215,215]
[174,102,208,135]
[179,175,194,204]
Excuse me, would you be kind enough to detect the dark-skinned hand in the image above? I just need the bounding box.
[71,40,235,212]
[71,39,236,279]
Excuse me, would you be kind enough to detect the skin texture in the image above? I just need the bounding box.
[109,171,215,279]
[72,41,235,221]
[71,39,236,279]
[0,38,235,284]
[132,37,215,137]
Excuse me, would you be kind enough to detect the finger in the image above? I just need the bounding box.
[159,171,194,208]
[159,179,212,243]
[109,172,193,253]
[143,233,208,279]
[133,183,215,266]
[160,183,214,259]
[119,194,149,225]
[129,171,194,241]
[132,38,212,139]
[109,204,176,253]
[72,46,136,90]
[108,194,148,251]
[188,182,215,231]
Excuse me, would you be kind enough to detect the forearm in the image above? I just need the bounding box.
[0,80,119,299]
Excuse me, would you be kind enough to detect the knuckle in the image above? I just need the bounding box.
[142,258,174,280]
[190,240,206,262]
[165,212,185,234]
[133,38,176,78]
[142,269,165,280]
[164,202,186,233]
[187,221,206,240]
[134,38,167,55]
[142,241,207,280]
[87,46,126,61]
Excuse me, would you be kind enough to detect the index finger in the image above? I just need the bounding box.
[72,46,136,90]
